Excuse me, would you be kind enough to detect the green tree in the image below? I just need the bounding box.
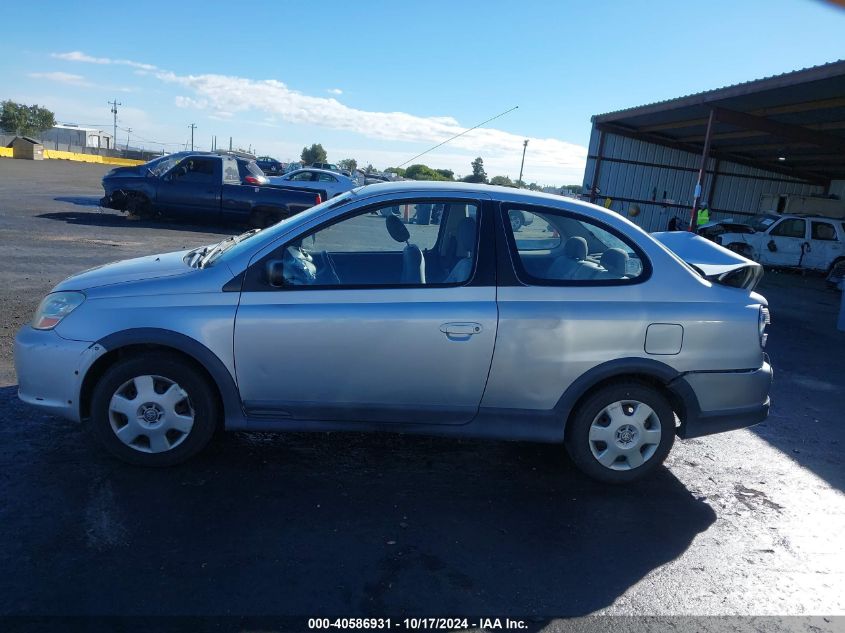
[462,157,487,183]
[434,168,454,180]
[490,175,514,187]
[300,143,328,165]
[1,100,55,137]
[404,163,452,181]
[338,158,357,173]
[384,166,405,177]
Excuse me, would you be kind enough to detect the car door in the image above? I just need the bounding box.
[803,220,843,271]
[156,156,221,219]
[315,172,341,197]
[233,193,497,425]
[761,218,808,267]
[483,203,653,413]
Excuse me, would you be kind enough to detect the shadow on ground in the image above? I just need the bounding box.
[751,274,845,492]
[38,210,239,236]
[53,196,102,207]
[0,386,715,617]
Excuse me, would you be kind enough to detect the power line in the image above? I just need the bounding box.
[396,105,519,168]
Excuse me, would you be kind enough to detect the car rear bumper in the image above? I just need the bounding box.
[14,327,100,422]
[676,358,773,439]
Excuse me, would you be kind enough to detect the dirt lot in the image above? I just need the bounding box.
[0,159,843,623]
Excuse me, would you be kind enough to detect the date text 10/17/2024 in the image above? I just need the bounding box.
[308,618,529,630]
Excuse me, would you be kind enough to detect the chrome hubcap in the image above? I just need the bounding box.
[108,375,194,454]
[589,400,662,471]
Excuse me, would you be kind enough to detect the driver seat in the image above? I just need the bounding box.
[386,215,425,284]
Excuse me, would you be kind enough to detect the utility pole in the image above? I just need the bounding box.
[518,139,529,187]
[189,123,196,151]
[126,127,132,150]
[108,99,122,149]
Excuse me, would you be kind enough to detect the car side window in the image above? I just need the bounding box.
[273,201,479,288]
[811,221,838,241]
[290,172,313,181]
[222,157,241,184]
[771,218,806,238]
[502,205,646,283]
[171,157,216,183]
[317,173,338,182]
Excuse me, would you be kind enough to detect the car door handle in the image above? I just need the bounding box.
[440,322,482,335]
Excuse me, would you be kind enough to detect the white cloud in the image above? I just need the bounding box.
[327,88,343,95]
[52,51,587,183]
[160,72,586,174]
[52,51,157,71]
[52,51,111,64]
[28,71,91,86]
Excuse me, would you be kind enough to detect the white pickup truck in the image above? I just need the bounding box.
[716,213,845,275]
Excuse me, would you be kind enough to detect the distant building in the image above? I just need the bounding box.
[39,123,115,150]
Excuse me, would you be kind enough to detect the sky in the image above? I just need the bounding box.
[1,0,844,186]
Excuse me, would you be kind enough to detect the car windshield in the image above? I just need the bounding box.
[145,152,189,176]
[747,214,779,232]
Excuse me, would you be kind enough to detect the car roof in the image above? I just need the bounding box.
[779,214,844,221]
[289,168,346,177]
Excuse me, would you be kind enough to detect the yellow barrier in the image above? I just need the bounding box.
[0,147,13,158]
[40,149,146,166]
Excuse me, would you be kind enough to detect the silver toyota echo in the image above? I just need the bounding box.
[15,182,772,483]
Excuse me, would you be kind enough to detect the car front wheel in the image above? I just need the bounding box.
[565,381,675,484]
[89,353,220,466]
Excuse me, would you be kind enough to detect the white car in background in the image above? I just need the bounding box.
[271,168,358,198]
[716,213,845,274]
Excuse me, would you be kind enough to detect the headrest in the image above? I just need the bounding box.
[457,217,476,255]
[563,236,588,260]
[385,214,410,243]
[600,248,628,276]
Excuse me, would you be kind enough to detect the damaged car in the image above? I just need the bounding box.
[100,152,323,227]
[16,182,772,484]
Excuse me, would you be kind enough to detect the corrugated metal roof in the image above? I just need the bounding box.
[590,60,845,181]
[593,59,845,121]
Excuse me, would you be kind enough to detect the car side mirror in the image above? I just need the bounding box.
[266,259,286,287]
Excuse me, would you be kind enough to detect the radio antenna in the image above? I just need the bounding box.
[396,105,519,168]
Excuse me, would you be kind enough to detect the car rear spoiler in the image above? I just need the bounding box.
[652,231,763,291]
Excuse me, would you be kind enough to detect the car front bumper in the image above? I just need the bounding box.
[14,327,101,422]
[676,357,773,439]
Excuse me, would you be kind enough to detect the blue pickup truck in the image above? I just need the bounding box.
[100,152,324,227]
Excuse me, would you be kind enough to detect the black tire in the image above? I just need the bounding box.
[125,193,153,219]
[565,381,675,484]
[89,352,220,466]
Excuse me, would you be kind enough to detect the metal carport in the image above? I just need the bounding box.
[582,60,845,231]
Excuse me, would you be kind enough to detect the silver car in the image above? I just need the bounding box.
[14,182,772,483]
[271,168,358,198]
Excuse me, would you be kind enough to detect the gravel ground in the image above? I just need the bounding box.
[0,159,842,624]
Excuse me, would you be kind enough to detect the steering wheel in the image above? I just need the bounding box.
[322,250,342,285]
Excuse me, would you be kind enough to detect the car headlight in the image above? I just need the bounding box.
[758,306,770,347]
[32,292,86,330]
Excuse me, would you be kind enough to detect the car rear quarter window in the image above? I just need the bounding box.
[811,221,838,241]
[502,205,647,284]
[222,157,241,184]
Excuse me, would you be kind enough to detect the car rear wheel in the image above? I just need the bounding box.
[565,381,675,484]
[90,353,220,466]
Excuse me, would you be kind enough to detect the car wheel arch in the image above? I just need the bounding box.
[555,357,699,438]
[80,329,244,427]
